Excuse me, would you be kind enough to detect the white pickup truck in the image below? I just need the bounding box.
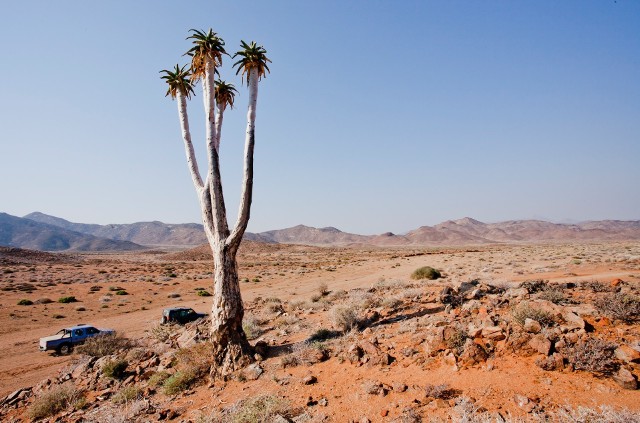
[39,324,114,355]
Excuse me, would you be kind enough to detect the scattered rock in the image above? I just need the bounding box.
[513,394,536,413]
[505,288,528,298]
[302,375,317,385]
[459,342,489,367]
[523,318,542,334]
[243,363,263,381]
[613,368,638,390]
[393,382,408,392]
[528,335,551,356]
[481,326,505,341]
[561,311,585,331]
[615,345,640,363]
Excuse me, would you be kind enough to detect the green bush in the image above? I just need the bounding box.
[111,386,141,404]
[115,290,128,295]
[161,342,214,395]
[102,359,128,379]
[17,299,33,306]
[58,296,77,303]
[196,290,212,297]
[162,370,196,395]
[148,371,171,387]
[410,266,441,280]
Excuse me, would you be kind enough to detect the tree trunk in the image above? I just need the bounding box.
[209,244,252,377]
[171,57,261,380]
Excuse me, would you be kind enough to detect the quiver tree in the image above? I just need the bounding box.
[160,29,271,377]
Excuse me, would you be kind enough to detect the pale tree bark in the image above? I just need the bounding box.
[214,103,226,152]
[173,58,260,377]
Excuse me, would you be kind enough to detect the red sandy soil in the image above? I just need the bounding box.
[0,241,639,421]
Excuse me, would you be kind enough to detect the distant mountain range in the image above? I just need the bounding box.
[0,213,143,252]
[0,211,639,252]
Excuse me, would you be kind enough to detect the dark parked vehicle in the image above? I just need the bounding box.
[39,324,115,355]
[162,307,206,324]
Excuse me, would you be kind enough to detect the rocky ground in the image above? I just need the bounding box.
[0,242,639,422]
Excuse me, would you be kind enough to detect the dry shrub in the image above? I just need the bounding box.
[402,288,423,300]
[243,315,263,340]
[350,291,380,309]
[511,302,554,327]
[445,327,468,355]
[564,337,618,375]
[265,302,284,314]
[76,333,132,357]
[111,386,142,405]
[211,394,292,423]
[28,383,83,420]
[281,341,328,367]
[318,282,329,296]
[381,296,403,310]
[175,342,214,377]
[538,288,567,304]
[556,405,640,423]
[287,300,307,311]
[149,322,179,342]
[330,304,360,332]
[328,289,347,302]
[519,280,546,293]
[424,383,459,400]
[594,293,640,323]
[580,280,614,293]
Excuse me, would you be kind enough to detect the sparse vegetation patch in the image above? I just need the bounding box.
[411,266,441,280]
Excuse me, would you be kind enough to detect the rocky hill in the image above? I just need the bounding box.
[12,212,640,249]
[0,213,145,252]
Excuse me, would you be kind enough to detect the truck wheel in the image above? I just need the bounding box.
[57,343,72,355]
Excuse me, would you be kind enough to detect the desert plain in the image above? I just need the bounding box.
[0,240,639,422]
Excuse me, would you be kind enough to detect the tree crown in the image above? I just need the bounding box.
[233,41,271,85]
[215,80,239,110]
[186,28,227,81]
[160,64,195,99]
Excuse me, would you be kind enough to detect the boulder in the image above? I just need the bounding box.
[243,363,263,381]
[459,342,488,367]
[528,335,551,356]
[302,375,317,385]
[523,318,542,334]
[481,326,505,341]
[615,345,640,363]
[613,368,637,390]
[561,311,585,331]
[505,288,528,298]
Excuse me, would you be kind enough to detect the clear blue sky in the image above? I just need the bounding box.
[1,1,638,235]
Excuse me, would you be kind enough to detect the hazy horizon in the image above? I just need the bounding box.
[1,1,638,235]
